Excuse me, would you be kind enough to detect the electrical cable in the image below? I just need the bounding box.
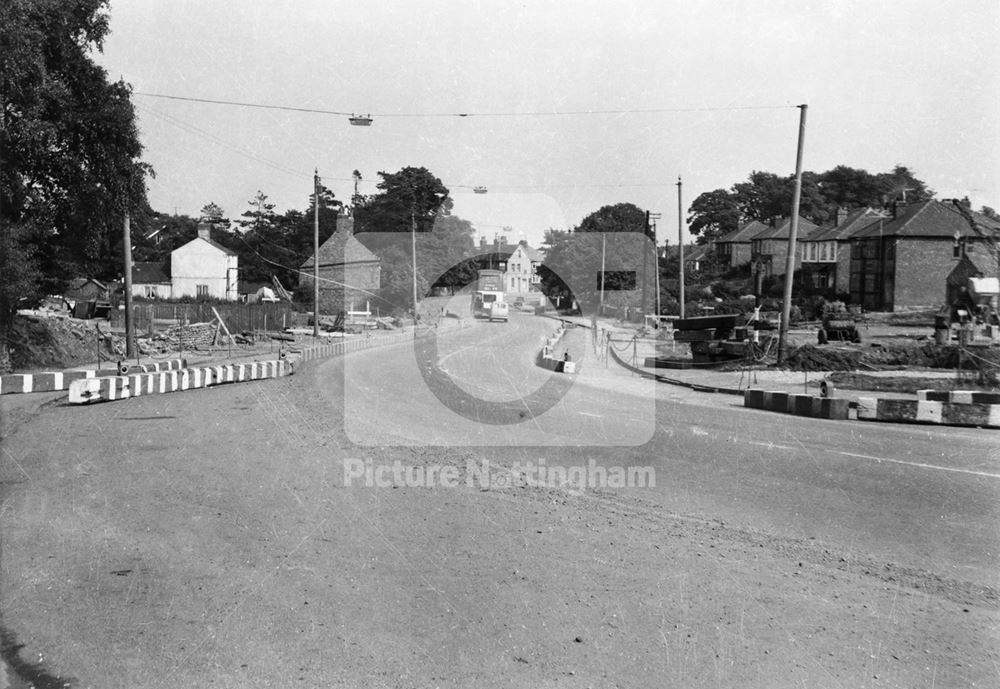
[134,91,798,119]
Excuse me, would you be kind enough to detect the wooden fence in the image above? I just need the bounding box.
[109,302,297,334]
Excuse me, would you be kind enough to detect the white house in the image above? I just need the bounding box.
[170,223,238,300]
[131,262,172,299]
[504,242,544,297]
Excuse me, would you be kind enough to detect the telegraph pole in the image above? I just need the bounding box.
[599,233,606,315]
[411,205,419,321]
[123,211,136,358]
[641,211,650,316]
[313,169,320,338]
[649,213,662,317]
[677,177,685,319]
[777,104,808,364]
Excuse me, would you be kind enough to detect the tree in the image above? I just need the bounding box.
[687,189,741,243]
[732,171,791,222]
[131,210,199,263]
[818,165,884,210]
[1,0,151,341]
[875,165,934,204]
[352,167,466,314]
[539,204,652,311]
[576,202,647,234]
[199,202,228,224]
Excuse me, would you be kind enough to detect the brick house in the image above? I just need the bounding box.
[800,207,886,295]
[849,199,1000,311]
[299,217,381,313]
[713,220,768,269]
[749,216,818,277]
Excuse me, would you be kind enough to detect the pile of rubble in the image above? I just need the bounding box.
[139,318,260,354]
[5,313,125,372]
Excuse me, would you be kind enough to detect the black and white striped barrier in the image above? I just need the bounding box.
[537,325,577,373]
[0,359,186,395]
[744,389,850,420]
[68,360,288,404]
[857,396,1000,428]
[288,331,413,363]
[917,390,1000,404]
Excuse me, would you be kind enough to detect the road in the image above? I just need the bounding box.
[0,310,997,687]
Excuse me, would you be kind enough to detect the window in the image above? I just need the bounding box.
[196,284,209,298]
[953,237,966,258]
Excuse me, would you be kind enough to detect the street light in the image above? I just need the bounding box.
[348,114,373,126]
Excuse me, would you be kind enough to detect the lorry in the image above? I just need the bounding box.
[471,269,508,322]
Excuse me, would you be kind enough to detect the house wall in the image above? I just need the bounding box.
[719,242,752,267]
[171,239,238,300]
[132,283,172,299]
[504,246,541,296]
[893,238,999,310]
[299,262,381,314]
[801,241,851,294]
[834,242,852,294]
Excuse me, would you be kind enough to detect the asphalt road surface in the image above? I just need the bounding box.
[1,311,997,688]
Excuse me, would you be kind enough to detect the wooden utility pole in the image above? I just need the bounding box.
[411,205,419,320]
[777,104,808,364]
[677,177,685,319]
[123,211,136,358]
[641,210,650,316]
[650,213,662,317]
[313,169,320,338]
[599,233,606,315]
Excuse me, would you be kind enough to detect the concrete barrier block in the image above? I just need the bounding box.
[811,396,850,420]
[940,402,999,427]
[856,397,878,420]
[918,390,1000,405]
[744,389,766,409]
[769,392,789,414]
[791,394,814,416]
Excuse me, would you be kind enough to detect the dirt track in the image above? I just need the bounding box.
[0,343,997,687]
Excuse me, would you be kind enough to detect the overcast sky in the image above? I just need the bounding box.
[96,0,999,247]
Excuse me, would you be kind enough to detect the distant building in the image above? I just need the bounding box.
[170,222,239,300]
[714,220,768,269]
[64,278,112,302]
[299,217,381,313]
[682,244,711,274]
[749,216,819,277]
[131,262,172,299]
[504,242,544,296]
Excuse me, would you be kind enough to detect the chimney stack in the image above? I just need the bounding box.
[197,222,211,241]
[836,207,848,227]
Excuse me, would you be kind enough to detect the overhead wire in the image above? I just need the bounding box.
[134,91,797,118]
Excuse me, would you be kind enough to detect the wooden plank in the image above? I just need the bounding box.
[211,306,236,345]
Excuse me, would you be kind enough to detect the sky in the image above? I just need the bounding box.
[96,0,999,248]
